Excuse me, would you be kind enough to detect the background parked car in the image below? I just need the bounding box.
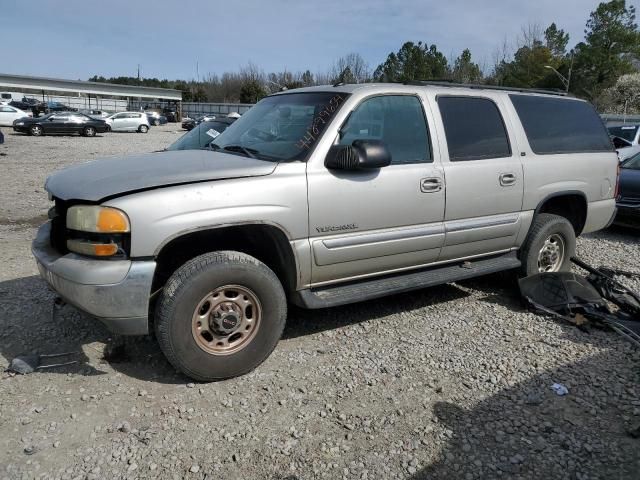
[79,109,111,119]
[615,152,640,228]
[47,101,78,112]
[106,112,150,133]
[13,112,108,136]
[181,114,217,130]
[608,124,640,161]
[0,105,32,126]
[145,111,168,126]
[10,98,48,117]
[167,117,237,151]
[162,107,178,122]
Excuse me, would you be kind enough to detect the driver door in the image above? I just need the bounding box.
[47,114,68,134]
[307,94,446,285]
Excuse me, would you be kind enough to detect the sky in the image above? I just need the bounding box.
[2,0,639,81]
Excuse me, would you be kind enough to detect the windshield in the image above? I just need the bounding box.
[167,120,234,151]
[622,152,640,170]
[608,125,638,143]
[211,92,349,162]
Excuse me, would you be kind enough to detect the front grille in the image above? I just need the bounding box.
[49,199,70,254]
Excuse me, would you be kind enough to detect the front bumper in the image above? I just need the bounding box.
[31,222,156,335]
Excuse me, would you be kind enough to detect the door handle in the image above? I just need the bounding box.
[420,177,443,193]
[499,173,517,186]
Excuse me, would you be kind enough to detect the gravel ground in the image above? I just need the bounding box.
[0,125,639,479]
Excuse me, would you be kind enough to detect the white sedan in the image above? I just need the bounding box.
[0,105,31,126]
[105,112,150,133]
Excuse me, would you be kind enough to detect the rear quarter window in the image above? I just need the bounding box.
[509,94,613,154]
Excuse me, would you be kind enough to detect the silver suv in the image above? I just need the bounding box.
[32,83,618,381]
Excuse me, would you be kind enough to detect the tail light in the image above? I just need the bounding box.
[614,162,621,199]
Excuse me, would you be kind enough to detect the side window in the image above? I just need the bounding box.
[438,96,511,161]
[0,107,14,112]
[509,94,613,154]
[339,95,431,164]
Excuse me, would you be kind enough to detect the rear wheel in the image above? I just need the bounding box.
[155,251,287,381]
[83,126,96,137]
[29,125,43,136]
[519,213,576,276]
[138,124,149,133]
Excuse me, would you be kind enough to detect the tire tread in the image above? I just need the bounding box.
[155,251,286,381]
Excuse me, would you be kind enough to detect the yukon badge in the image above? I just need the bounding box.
[315,224,358,233]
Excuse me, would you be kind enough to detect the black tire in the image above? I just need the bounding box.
[138,124,149,133]
[153,120,160,126]
[519,213,576,276]
[83,126,96,137]
[155,251,287,381]
[29,125,43,136]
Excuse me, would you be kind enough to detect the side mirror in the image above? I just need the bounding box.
[325,139,392,170]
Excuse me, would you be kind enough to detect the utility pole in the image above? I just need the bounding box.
[137,64,141,84]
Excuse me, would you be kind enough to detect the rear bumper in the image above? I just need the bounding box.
[614,203,640,227]
[31,222,155,335]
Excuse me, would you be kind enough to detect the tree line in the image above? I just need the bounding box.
[89,0,640,113]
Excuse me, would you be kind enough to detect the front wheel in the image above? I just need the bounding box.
[83,126,96,137]
[153,120,160,126]
[155,251,287,381]
[138,124,149,133]
[519,213,576,276]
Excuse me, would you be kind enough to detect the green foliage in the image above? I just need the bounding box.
[545,23,570,57]
[373,42,449,82]
[239,80,266,103]
[571,0,640,98]
[451,49,483,84]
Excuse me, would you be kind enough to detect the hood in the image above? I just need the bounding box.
[45,150,278,202]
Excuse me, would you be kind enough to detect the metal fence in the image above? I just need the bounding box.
[601,114,640,125]
[128,100,254,119]
[21,93,128,112]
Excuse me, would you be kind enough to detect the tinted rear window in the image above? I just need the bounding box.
[438,96,511,161]
[510,95,612,154]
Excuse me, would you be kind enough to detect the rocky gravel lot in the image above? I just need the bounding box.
[0,125,639,479]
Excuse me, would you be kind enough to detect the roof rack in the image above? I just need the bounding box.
[403,80,569,97]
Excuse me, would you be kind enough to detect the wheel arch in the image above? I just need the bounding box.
[534,191,588,236]
[151,222,299,297]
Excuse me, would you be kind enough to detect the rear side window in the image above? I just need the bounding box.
[438,96,511,161]
[510,95,613,154]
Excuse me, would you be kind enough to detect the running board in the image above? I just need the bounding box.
[293,252,521,309]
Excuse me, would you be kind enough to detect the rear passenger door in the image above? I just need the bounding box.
[435,95,524,261]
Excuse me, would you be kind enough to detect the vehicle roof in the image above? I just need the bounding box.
[272,82,583,101]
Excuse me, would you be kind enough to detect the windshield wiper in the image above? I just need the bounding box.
[213,144,259,159]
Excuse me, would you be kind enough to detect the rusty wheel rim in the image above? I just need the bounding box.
[191,285,262,356]
[537,233,565,273]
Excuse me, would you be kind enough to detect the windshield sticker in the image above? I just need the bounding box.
[206,129,220,138]
[296,94,346,150]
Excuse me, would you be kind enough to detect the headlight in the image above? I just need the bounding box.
[67,206,130,233]
[15,122,24,125]
[66,206,130,257]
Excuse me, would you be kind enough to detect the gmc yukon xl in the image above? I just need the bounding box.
[32,83,618,380]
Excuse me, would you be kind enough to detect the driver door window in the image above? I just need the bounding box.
[339,95,432,164]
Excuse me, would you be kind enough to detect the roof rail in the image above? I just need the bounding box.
[403,80,569,97]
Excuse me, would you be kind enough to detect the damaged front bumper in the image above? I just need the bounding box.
[31,222,155,335]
